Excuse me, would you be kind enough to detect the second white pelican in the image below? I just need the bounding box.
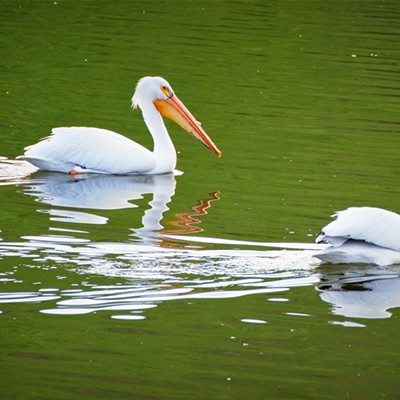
[18,76,221,175]
[315,207,400,266]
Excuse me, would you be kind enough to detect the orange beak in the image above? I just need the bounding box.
[153,95,221,157]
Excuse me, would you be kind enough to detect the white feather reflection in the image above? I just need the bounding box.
[41,209,108,225]
[20,172,177,241]
[317,268,400,319]
[38,279,290,316]
[22,171,176,210]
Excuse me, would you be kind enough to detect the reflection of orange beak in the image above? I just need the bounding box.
[153,96,221,157]
[160,191,221,238]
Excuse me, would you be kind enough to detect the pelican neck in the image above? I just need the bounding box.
[139,100,177,173]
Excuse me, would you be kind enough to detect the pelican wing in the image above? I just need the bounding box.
[20,127,156,174]
[317,207,400,252]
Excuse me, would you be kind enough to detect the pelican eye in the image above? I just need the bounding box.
[161,85,173,98]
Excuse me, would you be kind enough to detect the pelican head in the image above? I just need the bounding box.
[132,76,221,157]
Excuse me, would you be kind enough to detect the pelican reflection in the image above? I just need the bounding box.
[20,172,219,241]
[317,267,400,319]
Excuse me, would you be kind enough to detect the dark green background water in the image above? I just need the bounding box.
[1,1,399,399]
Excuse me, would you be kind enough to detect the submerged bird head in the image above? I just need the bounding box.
[132,76,221,157]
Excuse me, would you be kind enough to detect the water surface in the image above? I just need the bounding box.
[1,1,400,399]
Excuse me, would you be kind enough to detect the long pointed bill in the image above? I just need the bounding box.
[153,96,221,157]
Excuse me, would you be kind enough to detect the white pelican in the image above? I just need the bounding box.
[18,76,221,175]
[314,207,400,266]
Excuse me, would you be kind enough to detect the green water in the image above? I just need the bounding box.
[1,1,400,399]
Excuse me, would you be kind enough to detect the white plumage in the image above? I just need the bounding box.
[315,207,400,266]
[18,76,221,175]
[21,127,156,174]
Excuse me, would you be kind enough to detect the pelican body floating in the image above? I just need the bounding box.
[18,76,221,175]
